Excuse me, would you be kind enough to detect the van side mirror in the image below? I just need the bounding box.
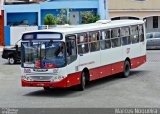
[15,44,18,51]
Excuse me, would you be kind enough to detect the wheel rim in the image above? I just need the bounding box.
[9,58,14,64]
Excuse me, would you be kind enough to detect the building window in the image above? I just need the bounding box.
[153,16,158,28]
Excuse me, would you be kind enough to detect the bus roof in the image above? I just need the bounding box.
[23,20,144,35]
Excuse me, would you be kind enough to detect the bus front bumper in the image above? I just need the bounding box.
[21,78,68,88]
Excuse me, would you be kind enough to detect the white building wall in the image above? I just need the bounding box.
[10,26,38,45]
[146,16,160,33]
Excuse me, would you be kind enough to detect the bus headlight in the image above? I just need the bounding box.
[22,76,33,81]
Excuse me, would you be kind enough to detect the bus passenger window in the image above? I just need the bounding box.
[131,25,139,44]
[139,25,144,42]
[66,35,77,64]
[89,31,100,52]
[111,28,121,48]
[100,30,111,50]
[111,38,121,48]
[121,27,131,45]
[77,33,89,54]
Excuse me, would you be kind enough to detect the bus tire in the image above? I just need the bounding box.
[77,72,86,91]
[122,60,131,78]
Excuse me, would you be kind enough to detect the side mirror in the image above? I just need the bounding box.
[15,44,18,51]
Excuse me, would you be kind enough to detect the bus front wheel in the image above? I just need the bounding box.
[122,60,131,78]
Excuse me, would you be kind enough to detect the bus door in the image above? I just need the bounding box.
[139,24,146,55]
[139,24,146,64]
[130,25,141,58]
[110,28,123,74]
[65,35,79,86]
[100,30,112,78]
[121,27,132,61]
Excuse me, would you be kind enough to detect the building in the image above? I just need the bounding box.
[108,0,160,33]
[4,0,108,26]
[2,0,109,46]
[0,9,4,46]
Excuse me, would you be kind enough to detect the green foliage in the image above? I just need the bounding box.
[56,9,68,25]
[44,14,57,25]
[80,11,100,24]
[43,9,69,25]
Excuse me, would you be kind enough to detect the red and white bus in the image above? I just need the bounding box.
[21,20,146,91]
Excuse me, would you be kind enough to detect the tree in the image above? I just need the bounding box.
[44,14,57,25]
[80,11,100,24]
[56,9,68,25]
[43,9,69,25]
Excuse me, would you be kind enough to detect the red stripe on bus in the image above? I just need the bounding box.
[89,61,124,81]
[22,55,146,88]
[131,55,146,69]
[66,72,81,87]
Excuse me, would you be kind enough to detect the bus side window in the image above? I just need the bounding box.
[100,30,111,50]
[111,28,121,48]
[66,35,77,64]
[121,27,131,46]
[89,31,100,52]
[139,25,144,42]
[131,25,139,44]
[77,33,89,54]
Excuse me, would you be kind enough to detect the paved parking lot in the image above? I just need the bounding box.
[0,50,160,108]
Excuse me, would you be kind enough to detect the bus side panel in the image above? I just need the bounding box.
[66,72,81,87]
[89,68,99,81]
[131,55,146,69]
[78,51,101,81]
[100,65,112,78]
[122,45,132,61]
[111,61,124,75]
[130,43,141,59]
[89,65,112,81]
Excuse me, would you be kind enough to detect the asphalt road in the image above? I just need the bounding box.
[0,51,160,108]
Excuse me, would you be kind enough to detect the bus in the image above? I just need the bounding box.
[21,20,146,91]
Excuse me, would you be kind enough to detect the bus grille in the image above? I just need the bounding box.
[29,76,53,82]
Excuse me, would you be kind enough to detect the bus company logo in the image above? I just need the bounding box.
[126,48,130,54]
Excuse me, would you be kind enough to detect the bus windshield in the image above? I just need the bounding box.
[21,41,66,68]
